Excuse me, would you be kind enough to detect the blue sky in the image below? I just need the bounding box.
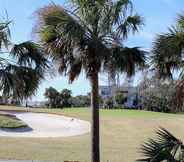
[0,0,183,101]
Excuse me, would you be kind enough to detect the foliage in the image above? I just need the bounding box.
[151,13,184,110]
[138,75,175,112]
[103,97,114,109]
[44,87,60,108]
[0,95,20,106]
[137,128,184,162]
[71,95,90,107]
[115,91,127,105]
[60,89,72,107]
[141,93,171,113]
[44,87,91,108]
[44,87,72,108]
[0,20,49,101]
[34,1,146,82]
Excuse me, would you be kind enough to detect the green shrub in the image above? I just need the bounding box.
[103,97,114,109]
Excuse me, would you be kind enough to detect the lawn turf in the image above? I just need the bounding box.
[0,106,183,162]
[0,112,27,129]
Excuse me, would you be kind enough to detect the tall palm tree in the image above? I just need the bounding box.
[34,1,146,162]
[0,21,48,100]
[151,14,184,111]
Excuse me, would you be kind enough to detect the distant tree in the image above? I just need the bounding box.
[103,97,114,109]
[44,87,60,108]
[10,98,20,106]
[60,89,72,107]
[44,87,72,108]
[115,92,127,105]
[71,95,90,107]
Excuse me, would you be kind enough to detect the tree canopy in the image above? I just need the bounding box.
[0,20,49,100]
[151,13,184,111]
[35,1,146,81]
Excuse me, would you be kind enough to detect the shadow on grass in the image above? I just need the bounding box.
[0,126,33,133]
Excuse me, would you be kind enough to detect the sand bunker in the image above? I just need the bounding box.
[0,112,90,138]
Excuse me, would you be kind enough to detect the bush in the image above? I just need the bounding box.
[115,92,127,105]
[139,78,175,112]
[103,97,114,109]
[71,95,90,107]
[141,92,171,112]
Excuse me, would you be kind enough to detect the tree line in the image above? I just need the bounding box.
[44,87,90,108]
[44,87,130,109]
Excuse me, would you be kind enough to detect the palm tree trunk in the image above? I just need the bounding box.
[90,72,100,162]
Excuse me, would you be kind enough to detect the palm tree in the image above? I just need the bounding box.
[44,87,60,108]
[60,89,72,107]
[137,128,184,162]
[152,30,184,79]
[34,1,146,162]
[0,20,48,100]
[151,13,184,111]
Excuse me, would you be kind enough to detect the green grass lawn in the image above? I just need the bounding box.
[0,112,27,129]
[0,105,183,162]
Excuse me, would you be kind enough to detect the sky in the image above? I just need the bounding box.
[0,0,184,101]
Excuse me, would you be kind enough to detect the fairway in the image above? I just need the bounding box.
[0,106,184,162]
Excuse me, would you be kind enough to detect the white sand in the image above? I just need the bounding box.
[0,112,90,138]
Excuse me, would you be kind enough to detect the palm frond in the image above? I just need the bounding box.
[68,60,82,83]
[0,21,11,49]
[151,30,184,79]
[177,13,184,30]
[106,46,146,77]
[112,0,133,24]
[116,14,143,39]
[0,64,42,100]
[10,41,49,69]
[10,41,48,68]
[98,0,143,40]
[137,128,183,162]
[0,41,49,100]
[36,4,87,43]
[70,0,105,30]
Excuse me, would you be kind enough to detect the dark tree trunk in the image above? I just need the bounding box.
[90,72,100,162]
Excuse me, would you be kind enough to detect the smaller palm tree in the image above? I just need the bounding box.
[44,87,60,108]
[151,28,184,79]
[0,20,49,100]
[137,128,184,162]
[151,13,184,111]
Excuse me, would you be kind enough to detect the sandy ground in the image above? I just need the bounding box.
[0,112,90,138]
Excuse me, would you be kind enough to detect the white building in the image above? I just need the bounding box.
[99,85,113,99]
[99,85,139,108]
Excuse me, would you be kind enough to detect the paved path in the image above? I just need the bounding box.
[0,112,90,138]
